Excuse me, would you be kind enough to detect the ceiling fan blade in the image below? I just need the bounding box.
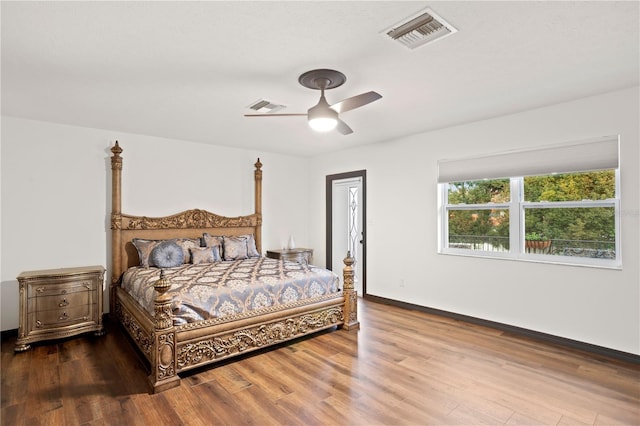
[244,113,307,117]
[330,91,382,113]
[336,118,353,135]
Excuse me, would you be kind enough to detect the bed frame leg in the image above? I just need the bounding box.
[149,270,180,393]
[342,252,360,331]
[149,331,180,393]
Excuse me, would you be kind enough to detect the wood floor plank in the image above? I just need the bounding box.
[184,362,252,394]
[98,395,143,426]
[275,392,334,426]
[23,346,63,424]
[59,358,99,425]
[184,378,256,425]
[554,413,592,426]
[131,393,185,425]
[2,298,639,425]
[0,402,25,426]
[231,352,305,402]
[446,403,508,426]
[230,383,292,424]
[158,382,214,426]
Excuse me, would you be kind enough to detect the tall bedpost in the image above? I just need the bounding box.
[254,158,263,253]
[342,252,360,331]
[110,142,123,314]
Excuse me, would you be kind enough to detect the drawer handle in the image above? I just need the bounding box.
[59,312,68,321]
[59,298,69,307]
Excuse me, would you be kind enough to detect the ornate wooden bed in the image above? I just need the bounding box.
[109,142,359,393]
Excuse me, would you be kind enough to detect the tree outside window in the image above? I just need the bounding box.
[443,170,619,266]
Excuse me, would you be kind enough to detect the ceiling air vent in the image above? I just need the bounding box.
[247,99,285,114]
[383,8,457,49]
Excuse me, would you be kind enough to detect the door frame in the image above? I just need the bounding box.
[326,170,367,297]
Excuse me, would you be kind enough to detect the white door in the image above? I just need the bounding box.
[332,177,363,296]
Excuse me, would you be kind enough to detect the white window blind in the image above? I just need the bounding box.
[437,136,619,183]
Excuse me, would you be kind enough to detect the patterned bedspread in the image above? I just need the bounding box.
[121,257,341,325]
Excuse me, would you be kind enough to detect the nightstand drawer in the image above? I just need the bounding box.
[28,279,96,298]
[30,290,93,313]
[31,305,92,329]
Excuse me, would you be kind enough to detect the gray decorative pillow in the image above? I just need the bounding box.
[132,238,161,268]
[190,246,221,264]
[202,233,224,248]
[151,240,184,268]
[202,233,224,259]
[210,244,222,262]
[223,236,249,261]
[175,238,201,264]
[241,234,260,258]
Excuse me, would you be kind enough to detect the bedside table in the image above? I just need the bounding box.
[15,265,105,352]
[266,248,313,265]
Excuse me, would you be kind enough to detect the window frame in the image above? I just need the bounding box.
[438,171,621,269]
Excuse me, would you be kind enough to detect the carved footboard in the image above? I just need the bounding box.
[176,301,345,370]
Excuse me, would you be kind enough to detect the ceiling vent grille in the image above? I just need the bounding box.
[247,99,285,114]
[383,8,457,49]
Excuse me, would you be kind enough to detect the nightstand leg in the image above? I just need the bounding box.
[14,342,31,352]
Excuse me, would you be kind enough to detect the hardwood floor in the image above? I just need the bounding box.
[2,298,638,425]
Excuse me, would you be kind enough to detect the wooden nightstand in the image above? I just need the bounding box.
[266,248,314,265]
[15,265,105,352]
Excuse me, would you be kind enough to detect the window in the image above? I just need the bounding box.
[438,137,621,268]
[446,179,510,253]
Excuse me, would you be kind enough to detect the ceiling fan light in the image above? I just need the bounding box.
[309,117,338,132]
[308,102,338,132]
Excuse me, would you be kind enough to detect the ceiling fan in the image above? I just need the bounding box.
[244,69,382,135]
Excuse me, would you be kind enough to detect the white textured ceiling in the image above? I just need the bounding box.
[2,1,638,157]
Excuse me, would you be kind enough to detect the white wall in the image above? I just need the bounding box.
[3,87,638,355]
[0,117,310,330]
[308,87,640,355]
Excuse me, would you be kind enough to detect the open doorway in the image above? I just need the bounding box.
[326,170,366,296]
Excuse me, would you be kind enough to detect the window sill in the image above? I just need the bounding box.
[438,249,622,270]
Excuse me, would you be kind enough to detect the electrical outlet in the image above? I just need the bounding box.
[399,279,405,287]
